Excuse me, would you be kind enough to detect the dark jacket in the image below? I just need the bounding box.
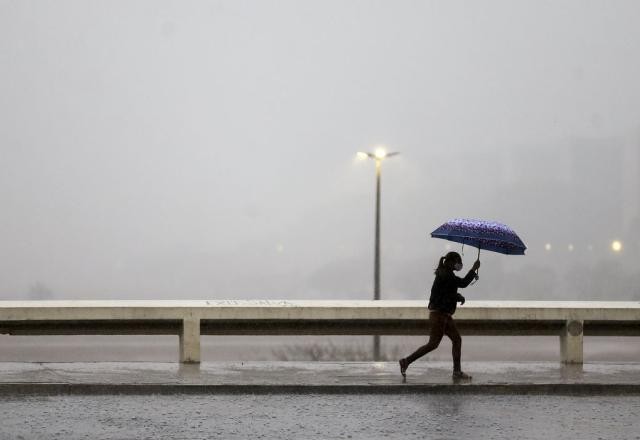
[428,269,476,315]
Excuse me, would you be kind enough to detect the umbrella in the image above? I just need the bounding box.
[431,218,526,278]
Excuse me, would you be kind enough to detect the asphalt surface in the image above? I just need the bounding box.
[2,361,640,439]
[1,393,640,440]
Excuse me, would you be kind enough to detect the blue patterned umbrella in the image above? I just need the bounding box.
[431,218,527,257]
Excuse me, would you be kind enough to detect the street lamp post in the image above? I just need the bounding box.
[357,147,399,361]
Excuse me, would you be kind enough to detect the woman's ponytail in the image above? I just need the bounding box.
[434,256,446,275]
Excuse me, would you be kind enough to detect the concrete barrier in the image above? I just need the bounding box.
[1,300,639,364]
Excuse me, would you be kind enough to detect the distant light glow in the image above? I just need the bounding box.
[276,244,284,253]
[544,243,552,251]
[356,152,369,160]
[611,240,623,252]
[568,244,574,252]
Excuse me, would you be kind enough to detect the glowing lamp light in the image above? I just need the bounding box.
[374,148,387,159]
[356,152,369,160]
[611,240,623,252]
[544,243,552,251]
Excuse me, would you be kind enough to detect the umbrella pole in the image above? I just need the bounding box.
[476,246,481,276]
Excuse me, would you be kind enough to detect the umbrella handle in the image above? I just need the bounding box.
[470,246,480,285]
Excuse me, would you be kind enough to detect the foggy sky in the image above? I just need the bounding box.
[1,0,639,301]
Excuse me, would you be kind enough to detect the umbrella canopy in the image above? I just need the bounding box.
[431,218,526,256]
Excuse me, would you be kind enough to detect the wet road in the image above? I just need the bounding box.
[1,394,639,439]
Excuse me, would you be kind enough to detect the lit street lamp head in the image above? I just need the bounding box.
[356,148,400,161]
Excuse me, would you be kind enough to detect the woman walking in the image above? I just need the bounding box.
[399,251,480,380]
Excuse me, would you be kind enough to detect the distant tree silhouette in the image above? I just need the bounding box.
[273,341,401,361]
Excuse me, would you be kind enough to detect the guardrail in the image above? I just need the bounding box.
[1,300,639,364]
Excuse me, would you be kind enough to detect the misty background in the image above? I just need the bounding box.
[1,0,640,304]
